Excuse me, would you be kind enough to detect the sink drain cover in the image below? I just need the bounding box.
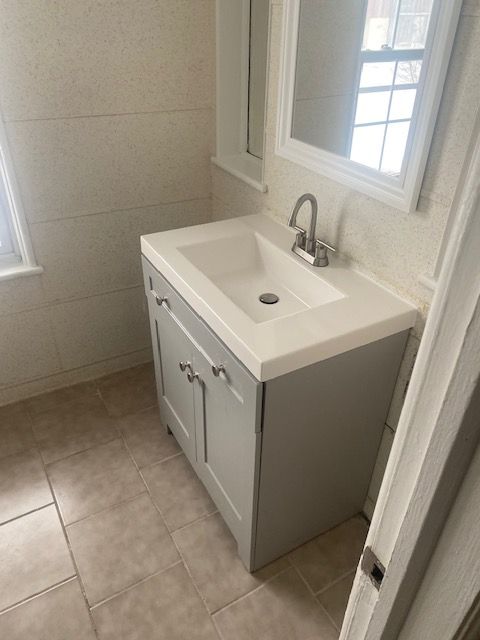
[259,292,279,305]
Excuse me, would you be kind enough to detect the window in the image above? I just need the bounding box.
[0,120,42,280]
[349,0,434,175]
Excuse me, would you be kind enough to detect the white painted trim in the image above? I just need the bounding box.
[341,112,480,638]
[0,117,41,276]
[276,0,463,212]
[215,0,269,190]
[211,154,268,193]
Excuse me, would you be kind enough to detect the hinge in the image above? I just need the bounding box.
[361,546,386,590]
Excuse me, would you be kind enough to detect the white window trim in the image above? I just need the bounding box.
[212,0,269,193]
[276,0,463,213]
[0,118,42,282]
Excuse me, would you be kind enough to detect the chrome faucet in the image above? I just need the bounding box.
[288,194,336,267]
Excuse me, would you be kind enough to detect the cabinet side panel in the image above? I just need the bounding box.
[254,331,408,569]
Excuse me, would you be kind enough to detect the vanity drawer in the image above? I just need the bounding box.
[142,257,261,422]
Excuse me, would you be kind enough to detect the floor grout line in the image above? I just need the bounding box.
[0,501,55,528]
[168,508,220,536]
[0,575,77,617]
[315,569,356,597]
[38,446,101,639]
[64,490,149,529]
[89,560,183,610]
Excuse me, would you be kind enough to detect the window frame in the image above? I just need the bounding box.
[0,117,42,281]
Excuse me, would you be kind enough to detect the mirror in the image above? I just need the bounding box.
[277,0,462,211]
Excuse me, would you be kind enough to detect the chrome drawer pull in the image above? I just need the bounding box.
[187,370,200,383]
[211,364,226,377]
[152,291,168,306]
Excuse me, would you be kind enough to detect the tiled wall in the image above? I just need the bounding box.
[0,0,215,404]
[212,0,480,513]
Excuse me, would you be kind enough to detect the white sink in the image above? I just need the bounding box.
[141,214,416,380]
[178,232,344,324]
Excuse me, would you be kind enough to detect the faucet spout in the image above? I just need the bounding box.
[288,193,318,253]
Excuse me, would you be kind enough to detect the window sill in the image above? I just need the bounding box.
[212,153,268,193]
[0,256,43,282]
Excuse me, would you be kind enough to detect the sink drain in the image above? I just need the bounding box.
[259,292,279,305]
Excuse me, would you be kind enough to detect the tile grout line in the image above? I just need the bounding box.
[290,564,340,634]
[89,560,184,611]
[39,447,102,639]
[64,489,148,529]
[0,500,55,528]
[0,576,77,617]
[315,569,356,597]
[168,507,219,536]
[119,427,222,636]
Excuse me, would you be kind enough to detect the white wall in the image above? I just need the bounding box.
[212,0,480,512]
[0,0,215,405]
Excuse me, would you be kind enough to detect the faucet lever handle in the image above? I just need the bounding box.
[315,239,336,254]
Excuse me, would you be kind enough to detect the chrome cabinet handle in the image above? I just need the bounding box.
[187,370,200,383]
[179,361,191,372]
[211,364,226,377]
[152,290,168,306]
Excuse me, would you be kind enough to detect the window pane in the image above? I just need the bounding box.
[395,60,422,85]
[362,0,397,50]
[390,88,417,120]
[355,91,391,125]
[360,61,396,88]
[381,121,411,175]
[0,183,14,255]
[350,124,386,170]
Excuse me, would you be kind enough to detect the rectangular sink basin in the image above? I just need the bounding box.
[178,232,344,323]
[141,214,417,380]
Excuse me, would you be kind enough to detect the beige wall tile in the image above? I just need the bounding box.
[0,308,61,388]
[0,274,45,317]
[0,0,214,120]
[30,199,211,302]
[0,579,96,640]
[0,505,75,611]
[7,110,213,222]
[50,287,150,370]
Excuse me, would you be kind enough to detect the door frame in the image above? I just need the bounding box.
[341,114,480,638]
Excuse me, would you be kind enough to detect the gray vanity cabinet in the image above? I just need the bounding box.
[143,257,261,567]
[143,256,408,572]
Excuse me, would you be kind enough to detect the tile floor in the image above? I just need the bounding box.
[0,362,368,639]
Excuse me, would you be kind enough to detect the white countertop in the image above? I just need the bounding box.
[141,214,417,381]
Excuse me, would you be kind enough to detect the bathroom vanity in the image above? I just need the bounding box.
[141,214,416,571]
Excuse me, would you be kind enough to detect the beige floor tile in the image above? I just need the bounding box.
[318,572,355,630]
[98,363,157,417]
[48,439,145,524]
[119,406,180,468]
[26,381,99,417]
[0,403,35,460]
[92,563,218,640]
[31,394,119,463]
[0,449,52,524]
[68,494,179,605]
[0,505,75,611]
[213,567,338,640]
[173,512,289,612]
[142,454,216,531]
[288,516,368,593]
[0,578,96,639]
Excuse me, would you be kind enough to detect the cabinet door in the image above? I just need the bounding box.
[153,302,196,463]
[191,346,261,568]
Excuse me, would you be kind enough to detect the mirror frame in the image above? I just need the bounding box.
[276,0,462,212]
